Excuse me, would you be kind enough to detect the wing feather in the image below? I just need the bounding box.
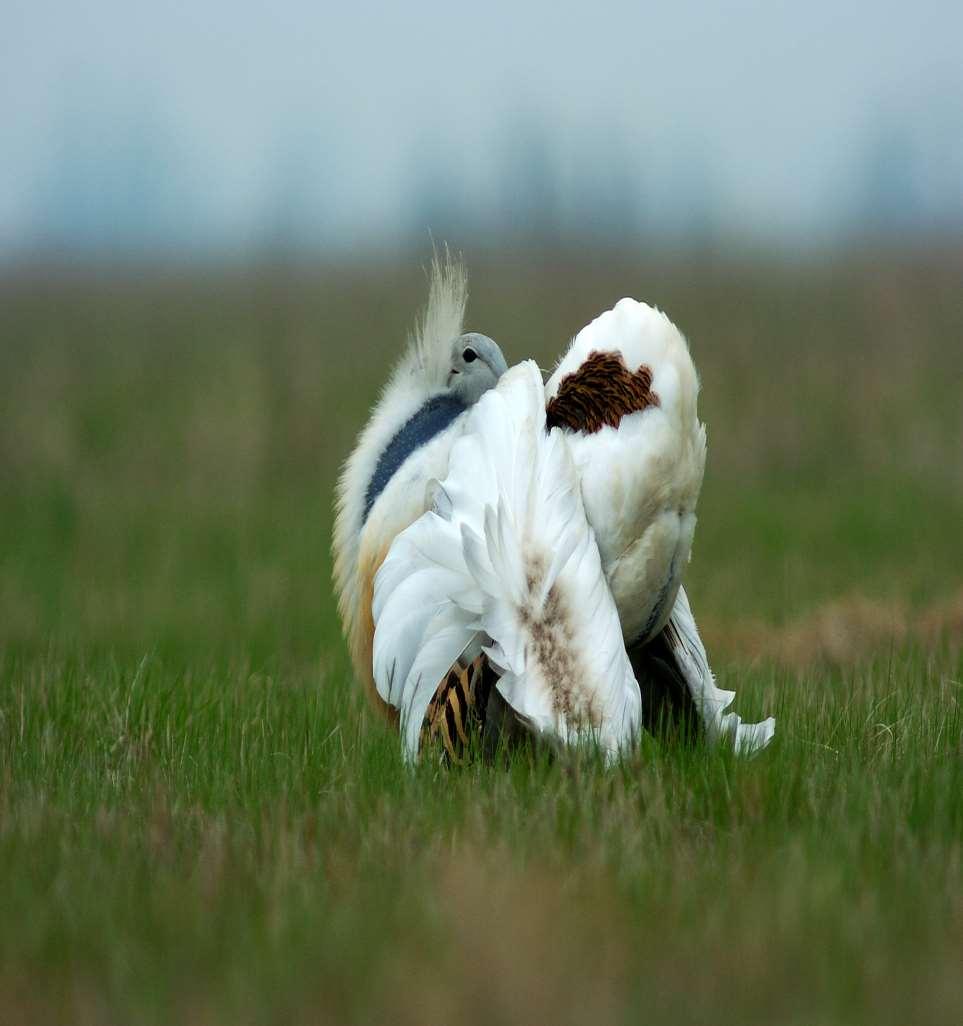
[373,361,641,760]
[547,298,774,752]
[663,586,776,755]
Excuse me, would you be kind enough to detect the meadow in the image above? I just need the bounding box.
[1,248,961,1024]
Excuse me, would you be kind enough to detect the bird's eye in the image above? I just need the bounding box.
[462,347,478,363]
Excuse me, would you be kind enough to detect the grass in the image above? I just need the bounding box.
[1,248,962,1023]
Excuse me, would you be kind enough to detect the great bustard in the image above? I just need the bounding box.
[333,253,775,761]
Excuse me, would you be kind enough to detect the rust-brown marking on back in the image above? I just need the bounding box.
[546,350,660,433]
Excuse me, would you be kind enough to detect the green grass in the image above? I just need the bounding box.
[1,250,962,1024]
[2,650,960,1025]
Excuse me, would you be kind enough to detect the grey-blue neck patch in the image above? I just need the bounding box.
[362,393,466,524]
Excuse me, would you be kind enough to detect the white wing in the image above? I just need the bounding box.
[373,360,641,760]
[546,298,706,646]
[371,507,480,750]
[663,586,775,755]
[547,298,774,752]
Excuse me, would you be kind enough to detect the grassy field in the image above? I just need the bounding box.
[1,249,961,1024]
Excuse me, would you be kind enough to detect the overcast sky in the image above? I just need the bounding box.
[3,1,962,254]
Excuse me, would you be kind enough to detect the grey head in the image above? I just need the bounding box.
[447,332,508,404]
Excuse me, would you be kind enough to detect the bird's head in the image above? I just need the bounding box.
[447,332,508,404]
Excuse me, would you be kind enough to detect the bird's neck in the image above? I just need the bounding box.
[362,392,465,525]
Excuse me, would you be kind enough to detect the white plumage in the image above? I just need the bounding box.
[373,362,641,759]
[333,254,775,760]
[661,586,775,753]
[544,297,774,755]
[547,298,705,647]
[332,255,502,716]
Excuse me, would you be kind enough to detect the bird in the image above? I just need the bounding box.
[333,252,775,760]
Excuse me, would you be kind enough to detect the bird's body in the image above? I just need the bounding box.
[333,255,775,759]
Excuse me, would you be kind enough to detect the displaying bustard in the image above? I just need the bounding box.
[333,253,774,761]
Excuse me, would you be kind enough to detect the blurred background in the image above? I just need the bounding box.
[4,2,963,259]
[2,1,962,664]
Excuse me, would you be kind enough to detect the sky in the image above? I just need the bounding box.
[3,1,963,256]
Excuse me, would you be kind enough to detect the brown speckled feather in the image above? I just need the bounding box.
[546,350,659,433]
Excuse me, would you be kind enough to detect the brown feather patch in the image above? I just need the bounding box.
[545,350,660,433]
